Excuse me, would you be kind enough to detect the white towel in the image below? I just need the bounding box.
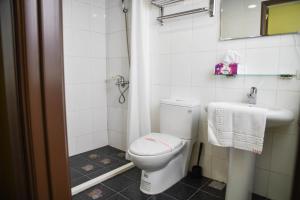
[208,102,267,154]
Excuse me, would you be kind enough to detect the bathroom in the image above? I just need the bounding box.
[1,0,300,200]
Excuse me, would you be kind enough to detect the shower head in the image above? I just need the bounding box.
[122,0,128,13]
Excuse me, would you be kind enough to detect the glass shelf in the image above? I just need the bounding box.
[215,73,296,79]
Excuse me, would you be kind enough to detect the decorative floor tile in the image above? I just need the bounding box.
[73,160,103,175]
[69,145,130,188]
[93,156,122,169]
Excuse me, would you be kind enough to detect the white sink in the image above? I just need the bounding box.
[206,102,294,200]
[226,102,294,127]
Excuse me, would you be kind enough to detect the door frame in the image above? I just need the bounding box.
[1,0,71,199]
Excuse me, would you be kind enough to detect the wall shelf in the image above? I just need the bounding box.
[215,73,297,79]
[151,0,215,25]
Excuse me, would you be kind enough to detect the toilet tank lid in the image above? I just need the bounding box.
[160,98,200,107]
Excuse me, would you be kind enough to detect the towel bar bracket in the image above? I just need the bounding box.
[151,0,215,25]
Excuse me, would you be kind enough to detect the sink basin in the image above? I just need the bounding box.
[206,102,294,127]
[206,102,294,200]
[227,102,294,127]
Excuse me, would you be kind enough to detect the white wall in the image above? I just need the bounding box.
[106,0,130,151]
[149,0,300,199]
[63,0,108,156]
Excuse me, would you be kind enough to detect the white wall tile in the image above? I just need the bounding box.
[278,46,300,74]
[108,107,124,132]
[215,88,246,102]
[75,134,94,153]
[74,0,91,5]
[91,0,105,8]
[191,51,216,87]
[276,90,300,117]
[254,168,270,197]
[93,106,107,131]
[268,173,293,200]
[72,30,91,57]
[106,6,125,33]
[63,27,73,55]
[256,132,273,170]
[192,26,218,52]
[72,2,91,30]
[271,133,298,175]
[91,6,106,33]
[63,0,72,27]
[151,55,171,85]
[244,77,278,91]
[92,131,109,148]
[245,36,281,49]
[256,90,277,108]
[171,54,192,86]
[151,85,171,132]
[171,86,191,99]
[89,58,107,83]
[170,29,193,54]
[90,83,107,107]
[108,130,126,151]
[90,32,106,58]
[211,157,228,183]
[212,146,229,160]
[245,48,279,74]
[63,0,108,156]
[107,31,127,58]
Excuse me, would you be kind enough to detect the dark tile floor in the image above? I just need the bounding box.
[69,145,131,188]
[73,167,270,200]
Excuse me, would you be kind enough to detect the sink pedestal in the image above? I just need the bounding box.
[225,148,256,200]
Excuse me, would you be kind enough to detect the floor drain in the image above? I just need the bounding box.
[208,181,226,190]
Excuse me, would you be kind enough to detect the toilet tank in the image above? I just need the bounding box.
[160,99,201,140]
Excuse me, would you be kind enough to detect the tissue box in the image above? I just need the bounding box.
[215,63,238,75]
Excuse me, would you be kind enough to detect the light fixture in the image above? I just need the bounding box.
[248,4,257,9]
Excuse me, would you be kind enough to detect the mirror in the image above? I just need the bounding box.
[220,0,300,40]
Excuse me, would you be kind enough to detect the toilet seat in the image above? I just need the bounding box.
[129,133,183,156]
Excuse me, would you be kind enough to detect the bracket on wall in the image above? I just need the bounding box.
[151,0,215,25]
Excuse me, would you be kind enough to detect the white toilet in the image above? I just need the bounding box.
[128,98,200,195]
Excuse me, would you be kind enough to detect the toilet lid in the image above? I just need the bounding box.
[129,133,183,156]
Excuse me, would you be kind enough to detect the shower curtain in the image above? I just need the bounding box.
[126,0,151,149]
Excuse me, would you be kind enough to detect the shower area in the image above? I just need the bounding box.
[63,0,132,192]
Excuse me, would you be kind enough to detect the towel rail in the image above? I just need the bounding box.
[151,0,215,25]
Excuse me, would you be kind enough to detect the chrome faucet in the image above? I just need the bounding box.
[247,87,257,104]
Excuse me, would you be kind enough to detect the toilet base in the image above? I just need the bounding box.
[140,153,184,195]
